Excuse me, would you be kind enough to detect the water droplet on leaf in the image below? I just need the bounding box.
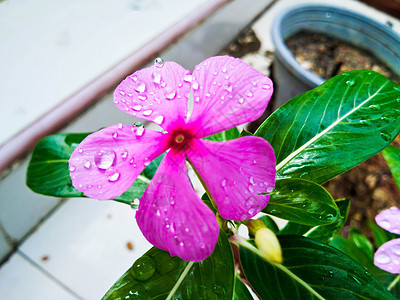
[380,130,391,141]
[130,256,155,281]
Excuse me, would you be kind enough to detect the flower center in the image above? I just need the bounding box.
[169,129,194,152]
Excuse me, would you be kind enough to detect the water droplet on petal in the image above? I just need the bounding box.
[192,82,199,90]
[78,148,83,154]
[144,158,150,166]
[221,179,227,187]
[224,82,233,92]
[153,115,164,125]
[94,149,116,170]
[392,245,400,255]
[237,97,244,104]
[381,220,391,229]
[83,160,91,169]
[143,109,152,116]
[107,169,120,182]
[69,165,76,172]
[154,57,164,68]
[248,208,256,215]
[184,72,192,82]
[195,97,200,102]
[136,127,145,137]
[151,72,161,84]
[119,91,125,95]
[376,252,391,264]
[166,91,176,100]
[138,95,147,101]
[246,196,255,207]
[120,148,128,159]
[246,91,253,97]
[262,83,271,90]
[132,105,142,111]
[117,123,123,129]
[112,131,118,139]
[250,177,255,185]
[135,82,146,93]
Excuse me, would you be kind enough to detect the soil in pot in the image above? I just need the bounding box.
[221,28,400,239]
[286,31,400,84]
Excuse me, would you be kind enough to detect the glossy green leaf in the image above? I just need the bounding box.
[256,70,400,184]
[258,215,279,234]
[103,231,234,300]
[263,178,340,226]
[205,127,239,141]
[233,276,253,300]
[280,198,350,244]
[330,233,400,298]
[26,133,161,205]
[348,227,374,260]
[382,145,400,191]
[240,235,394,300]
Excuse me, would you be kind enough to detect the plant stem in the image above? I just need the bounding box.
[166,261,195,300]
[388,274,400,291]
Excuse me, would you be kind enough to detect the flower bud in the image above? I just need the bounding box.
[254,227,283,264]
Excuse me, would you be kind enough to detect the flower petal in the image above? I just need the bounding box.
[376,207,400,234]
[186,137,276,220]
[374,239,400,274]
[187,56,273,137]
[136,150,219,261]
[69,124,169,200]
[113,61,191,131]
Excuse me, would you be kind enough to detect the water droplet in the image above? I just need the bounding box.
[136,127,145,137]
[380,130,391,141]
[262,83,271,90]
[346,80,355,87]
[222,67,227,73]
[195,97,200,102]
[266,187,273,193]
[83,160,91,169]
[130,256,156,281]
[119,91,125,95]
[117,123,123,130]
[69,165,76,172]
[143,109,152,116]
[192,82,199,90]
[212,283,226,296]
[381,220,391,229]
[183,72,192,82]
[328,270,334,278]
[154,57,164,67]
[248,185,254,193]
[78,148,83,154]
[94,149,116,170]
[237,97,244,104]
[221,179,226,187]
[135,82,146,93]
[144,158,150,166]
[224,82,233,92]
[132,105,142,111]
[112,132,118,139]
[166,91,176,100]
[392,245,400,255]
[369,104,380,110]
[246,91,253,97]
[246,196,255,207]
[120,148,128,159]
[138,95,147,101]
[249,177,255,185]
[134,122,143,127]
[326,12,332,18]
[153,115,164,125]
[151,72,161,84]
[248,208,256,215]
[107,169,120,182]
[376,252,391,264]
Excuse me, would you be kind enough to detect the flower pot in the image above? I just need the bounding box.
[271,4,400,109]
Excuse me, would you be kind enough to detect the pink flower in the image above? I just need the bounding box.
[68,56,276,261]
[374,207,400,273]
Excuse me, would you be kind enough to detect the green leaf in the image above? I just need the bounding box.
[256,70,400,184]
[263,178,340,226]
[258,215,279,234]
[348,227,374,260]
[204,127,240,142]
[369,221,400,248]
[233,276,253,300]
[239,129,253,137]
[240,235,394,300]
[26,133,162,205]
[330,234,400,298]
[103,231,234,300]
[382,145,400,191]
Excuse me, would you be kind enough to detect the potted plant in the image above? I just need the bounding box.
[271,3,400,108]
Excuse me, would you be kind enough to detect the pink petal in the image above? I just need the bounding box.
[376,207,400,235]
[186,137,276,220]
[136,150,219,261]
[69,124,169,200]
[374,239,400,274]
[113,61,191,131]
[187,56,273,138]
